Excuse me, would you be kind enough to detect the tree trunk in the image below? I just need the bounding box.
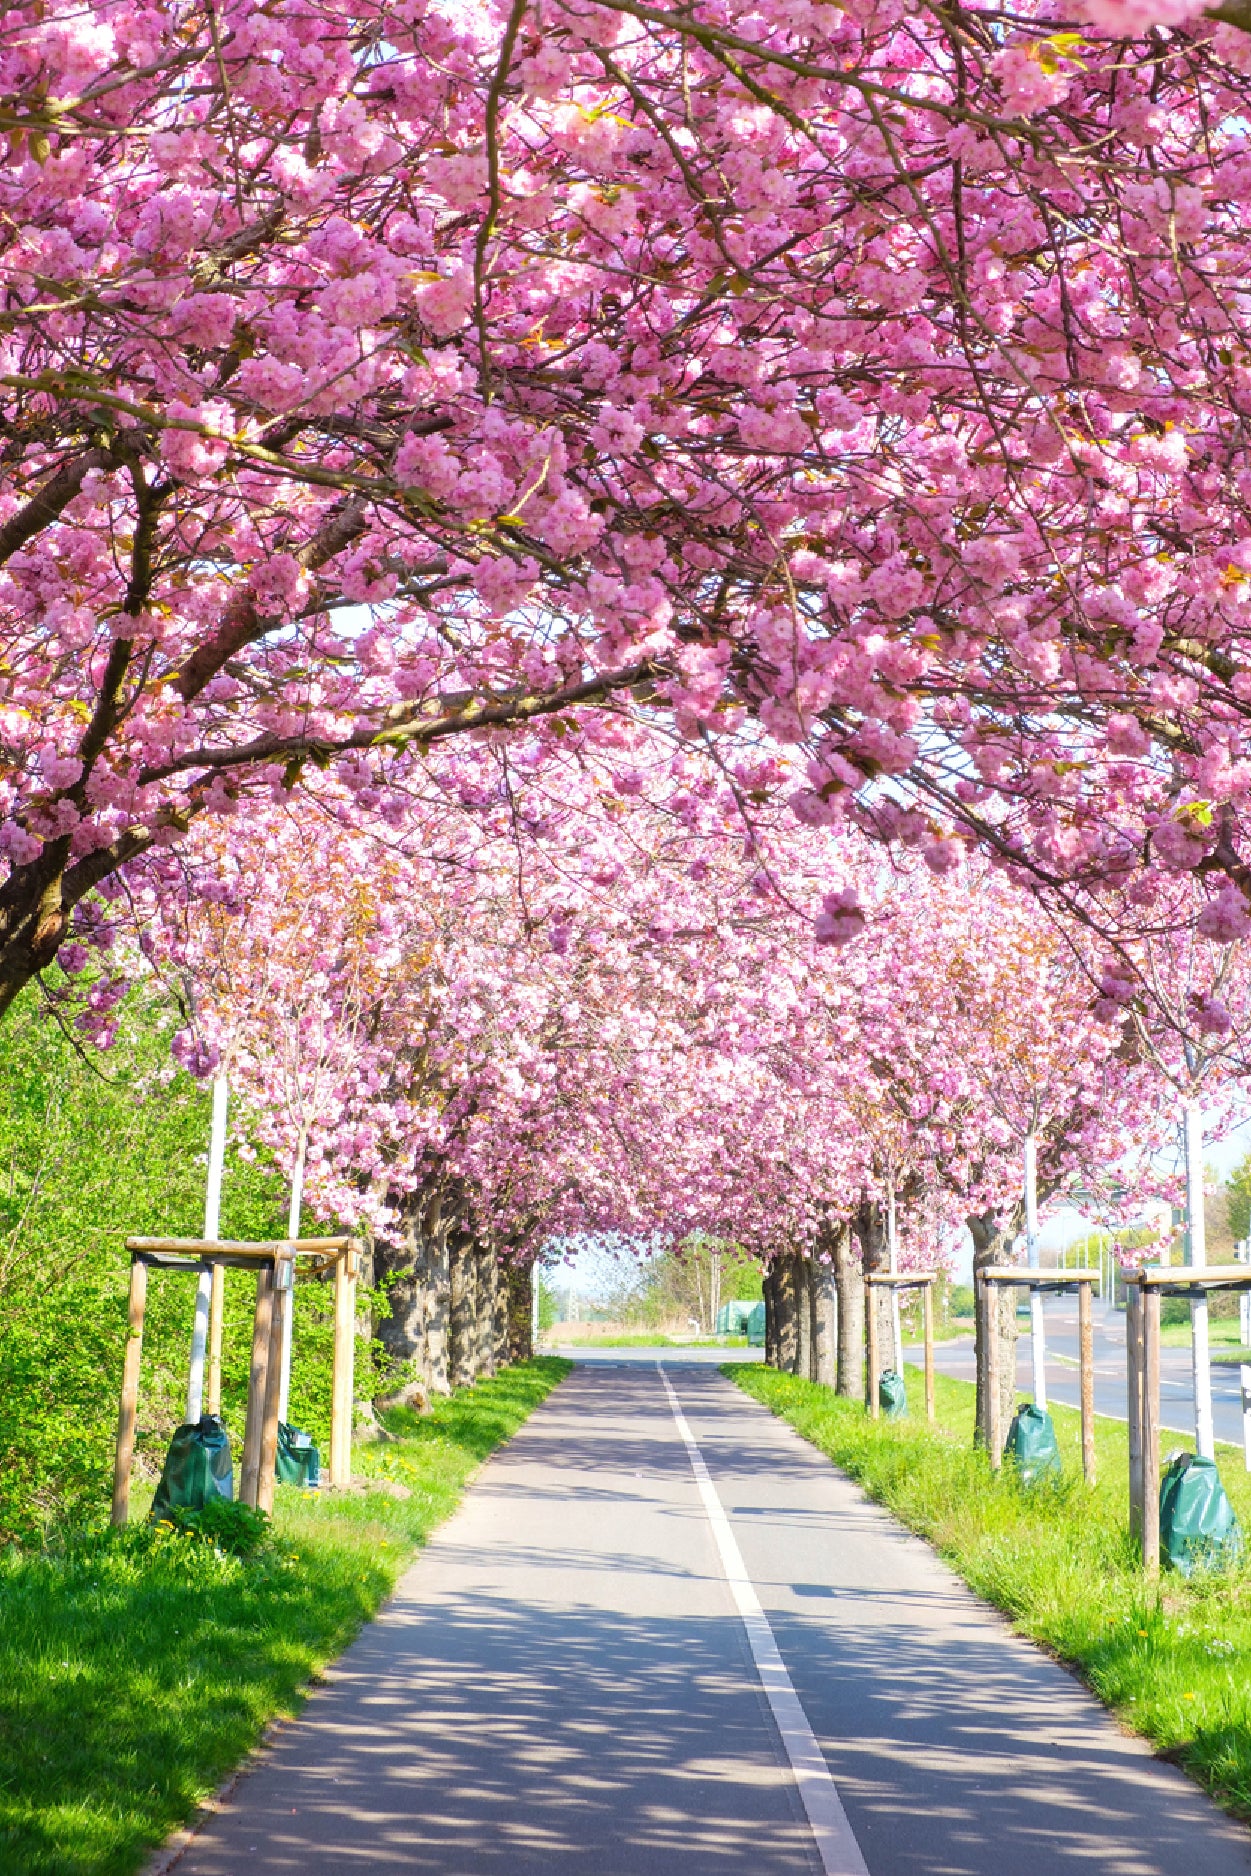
[855,1199,892,1404]
[492,1256,509,1370]
[507,1262,534,1360]
[810,1252,838,1387]
[449,1230,475,1389]
[832,1224,864,1398]
[476,1247,498,1379]
[776,1256,799,1372]
[794,1256,813,1379]
[373,1199,428,1389]
[424,1207,451,1396]
[970,1210,1020,1452]
[764,1262,779,1367]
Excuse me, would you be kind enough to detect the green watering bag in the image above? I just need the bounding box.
[879,1370,908,1419]
[1004,1403,1062,1487]
[1159,1453,1243,1577]
[150,1415,233,1521]
[276,1422,321,1489]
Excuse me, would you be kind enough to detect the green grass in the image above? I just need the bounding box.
[0,1356,571,1876]
[1162,1314,1249,1350]
[902,1318,973,1344]
[730,1361,1251,1820]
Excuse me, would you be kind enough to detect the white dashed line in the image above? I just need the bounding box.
[659,1367,870,1876]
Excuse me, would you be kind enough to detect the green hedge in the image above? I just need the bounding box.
[0,989,333,1543]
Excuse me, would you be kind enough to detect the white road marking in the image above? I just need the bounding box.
[659,1367,871,1876]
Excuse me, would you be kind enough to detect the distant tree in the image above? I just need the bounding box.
[1227,1156,1251,1245]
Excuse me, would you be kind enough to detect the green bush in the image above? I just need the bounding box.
[948,1283,975,1318]
[153,1499,270,1559]
[0,984,336,1543]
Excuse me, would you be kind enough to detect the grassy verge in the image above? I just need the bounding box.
[729,1361,1251,1819]
[0,1356,571,1876]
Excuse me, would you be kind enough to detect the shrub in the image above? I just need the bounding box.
[153,1499,270,1558]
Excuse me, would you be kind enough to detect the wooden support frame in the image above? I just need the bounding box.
[979,1268,1100,1483]
[1123,1264,1251,1571]
[112,1234,361,1522]
[864,1271,939,1423]
[110,1258,149,1526]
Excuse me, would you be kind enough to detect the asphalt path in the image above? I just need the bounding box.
[924,1300,1251,1450]
[175,1360,1251,1876]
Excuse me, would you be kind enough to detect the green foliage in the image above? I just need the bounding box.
[1228,1151,1251,1244]
[947,1283,975,1318]
[0,1357,571,1876]
[732,1363,1251,1822]
[153,1499,270,1559]
[536,1272,558,1332]
[0,986,320,1543]
[608,1236,761,1330]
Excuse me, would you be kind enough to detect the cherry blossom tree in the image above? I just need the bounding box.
[11,0,1251,1027]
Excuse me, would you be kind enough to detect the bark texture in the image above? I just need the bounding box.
[969,1210,1020,1452]
[832,1223,864,1399]
[810,1251,838,1387]
[794,1256,813,1379]
[775,1256,800,1373]
[449,1229,476,1389]
[507,1263,534,1360]
[763,1263,779,1367]
[854,1199,893,1405]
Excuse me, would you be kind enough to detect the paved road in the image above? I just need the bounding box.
[175,1362,1250,1876]
[925,1301,1251,1450]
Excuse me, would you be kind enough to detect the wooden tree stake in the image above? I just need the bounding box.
[1078,1279,1096,1486]
[207,1263,225,1416]
[1143,1284,1161,1576]
[923,1282,935,1424]
[257,1263,289,1515]
[111,1257,148,1527]
[1126,1282,1143,1544]
[330,1246,356,1487]
[865,1278,881,1419]
[984,1278,1002,1467]
[240,1266,275,1509]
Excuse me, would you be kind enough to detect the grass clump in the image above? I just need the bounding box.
[0,1356,570,1876]
[730,1361,1251,1821]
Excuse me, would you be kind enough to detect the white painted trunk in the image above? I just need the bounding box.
[186,1072,228,1424]
[1184,1098,1215,1461]
[1025,1132,1046,1411]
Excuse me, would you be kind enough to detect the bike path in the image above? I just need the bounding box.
[173,1362,1251,1875]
